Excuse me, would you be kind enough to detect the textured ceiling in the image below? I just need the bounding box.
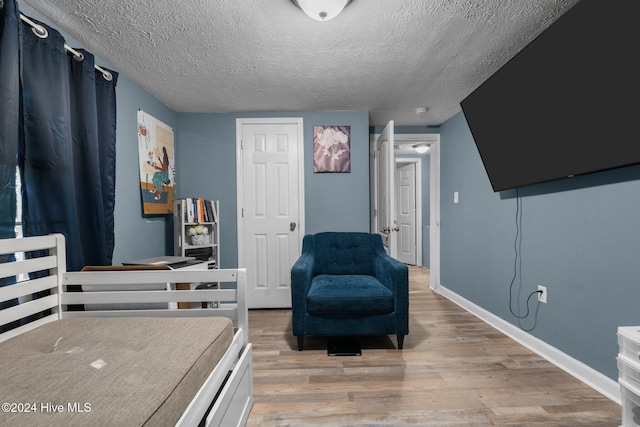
[23,0,580,126]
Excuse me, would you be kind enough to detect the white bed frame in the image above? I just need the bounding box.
[0,233,253,427]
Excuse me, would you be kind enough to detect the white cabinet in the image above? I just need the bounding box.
[174,198,220,269]
[618,327,640,426]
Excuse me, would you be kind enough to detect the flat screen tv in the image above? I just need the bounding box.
[460,0,639,192]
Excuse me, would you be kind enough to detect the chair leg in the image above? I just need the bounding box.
[397,334,405,350]
[297,335,304,351]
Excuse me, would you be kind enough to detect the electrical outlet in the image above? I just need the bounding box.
[538,285,547,304]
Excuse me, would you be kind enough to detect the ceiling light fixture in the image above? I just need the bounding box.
[412,143,430,154]
[292,0,352,21]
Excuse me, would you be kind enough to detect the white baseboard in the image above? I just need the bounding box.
[435,284,621,405]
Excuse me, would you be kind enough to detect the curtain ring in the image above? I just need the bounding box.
[31,24,48,39]
[73,51,85,62]
[95,65,113,81]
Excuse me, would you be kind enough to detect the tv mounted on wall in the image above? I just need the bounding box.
[460,0,639,192]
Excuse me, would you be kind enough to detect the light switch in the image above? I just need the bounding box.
[454,192,459,203]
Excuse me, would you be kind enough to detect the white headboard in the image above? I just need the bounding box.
[0,234,66,342]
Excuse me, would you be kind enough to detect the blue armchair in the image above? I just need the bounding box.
[291,232,409,351]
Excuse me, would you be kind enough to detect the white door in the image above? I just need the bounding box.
[396,162,417,265]
[371,121,397,257]
[237,118,304,308]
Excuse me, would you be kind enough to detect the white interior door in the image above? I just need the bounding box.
[237,118,304,308]
[371,121,397,257]
[396,162,417,265]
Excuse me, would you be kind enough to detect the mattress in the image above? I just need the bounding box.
[0,316,234,427]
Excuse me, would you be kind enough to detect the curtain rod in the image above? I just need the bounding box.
[19,13,113,81]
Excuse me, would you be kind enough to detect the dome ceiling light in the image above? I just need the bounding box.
[412,143,430,154]
[292,0,353,21]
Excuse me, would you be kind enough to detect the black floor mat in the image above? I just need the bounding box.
[327,336,362,356]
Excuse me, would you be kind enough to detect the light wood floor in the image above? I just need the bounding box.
[246,266,621,426]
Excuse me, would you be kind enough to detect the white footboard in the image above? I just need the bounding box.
[62,267,253,426]
[61,268,249,342]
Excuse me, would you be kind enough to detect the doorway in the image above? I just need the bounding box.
[370,132,440,291]
[396,158,421,266]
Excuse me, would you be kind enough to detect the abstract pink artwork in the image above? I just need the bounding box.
[313,125,351,173]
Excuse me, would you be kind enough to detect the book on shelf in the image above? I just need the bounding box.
[197,198,205,223]
[179,197,218,224]
[207,199,219,223]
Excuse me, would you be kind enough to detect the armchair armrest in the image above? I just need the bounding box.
[373,253,408,295]
[373,252,409,333]
[290,252,314,335]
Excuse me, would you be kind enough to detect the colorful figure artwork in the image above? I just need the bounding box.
[313,125,351,173]
[137,110,176,214]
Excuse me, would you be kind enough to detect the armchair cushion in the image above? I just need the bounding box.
[307,274,394,316]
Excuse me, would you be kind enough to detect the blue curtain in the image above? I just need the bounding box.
[0,2,118,272]
[0,0,19,241]
[0,0,20,319]
[94,57,118,265]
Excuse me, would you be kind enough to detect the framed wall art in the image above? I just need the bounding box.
[313,125,351,173]
[137,110,176,214]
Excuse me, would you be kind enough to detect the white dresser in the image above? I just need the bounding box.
[618,327,640,426]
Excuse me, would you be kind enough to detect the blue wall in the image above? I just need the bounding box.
[440,111,640,380]
[111,77,178,265]
[175,110,370,268]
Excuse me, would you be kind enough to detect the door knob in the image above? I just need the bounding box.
[393,226,400,232]
[381,226,390,234]
[290,222,297,232]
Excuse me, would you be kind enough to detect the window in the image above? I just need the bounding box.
[14,167,26,283]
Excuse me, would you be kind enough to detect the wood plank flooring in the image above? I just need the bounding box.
[246,266,621,426]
